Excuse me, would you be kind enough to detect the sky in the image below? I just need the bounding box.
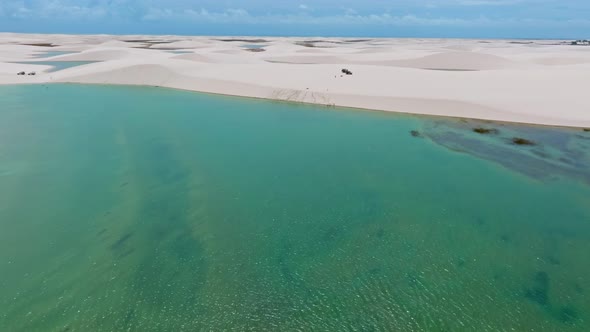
[0,0,589,38]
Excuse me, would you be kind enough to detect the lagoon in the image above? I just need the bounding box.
[0,84,589,331]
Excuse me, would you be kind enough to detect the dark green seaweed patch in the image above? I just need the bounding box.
[524,271,550,306]
[473,127,499,135]
[512,137,536,146]
[110,232,133,250]
[410,130,423,138]
[556,305,580,324]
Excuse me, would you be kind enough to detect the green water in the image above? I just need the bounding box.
[0,84,589,331]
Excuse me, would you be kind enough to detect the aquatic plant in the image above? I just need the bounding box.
[556,305,580,324]
[524,271,550,306]
[473,127,499,134]
[512,137,536,146]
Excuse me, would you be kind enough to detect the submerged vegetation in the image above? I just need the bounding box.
[1,85,589,331]
[410,130,423,138]
[473,127,500,134]
[511,137,536,146]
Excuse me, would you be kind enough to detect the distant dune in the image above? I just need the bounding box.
[0,33,589,127]
[172,53,215,63]
[375,51,523,70]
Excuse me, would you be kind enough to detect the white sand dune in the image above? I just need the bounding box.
[264,55,348,64]
[373,51,524,70]
[97,40,135,48]
[53,49,146,61]
[150,40,204,49]
[1,34,589,127]
[172,53,215,63]
[0,62,52,75]
[295,48,329,54]
[533,57,590,66]
[59,63,183,86]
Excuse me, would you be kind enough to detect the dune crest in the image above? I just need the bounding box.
[379,51,523,70]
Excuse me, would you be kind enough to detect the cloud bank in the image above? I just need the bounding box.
[1,0,589,38]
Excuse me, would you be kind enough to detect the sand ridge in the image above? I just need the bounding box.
[0,33,589,127]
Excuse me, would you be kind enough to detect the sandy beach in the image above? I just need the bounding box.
[1,33,589,127]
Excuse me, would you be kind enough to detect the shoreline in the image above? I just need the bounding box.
[1,34,589,128]
[7,81,589,131]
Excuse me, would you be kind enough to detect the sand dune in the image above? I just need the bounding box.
[295,48,329,54]
[57,64,182,85]
[533,57,590,66]
[172,53,216,63]
[264,55,348,64]
[375,51,524,70]
[0,62,52,75]
[97,40,136,48]
[150,40,205,49]
[1,34,589,127]
[54,49,145,61]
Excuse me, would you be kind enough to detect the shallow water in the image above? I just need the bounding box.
[0,84,589,331]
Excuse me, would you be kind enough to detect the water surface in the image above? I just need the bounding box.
[0,84,589,331]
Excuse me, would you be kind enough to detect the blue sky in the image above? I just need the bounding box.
[1,1,589,38]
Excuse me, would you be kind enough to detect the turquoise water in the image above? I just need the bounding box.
[11,61,96,72]
[0,84,589,331]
